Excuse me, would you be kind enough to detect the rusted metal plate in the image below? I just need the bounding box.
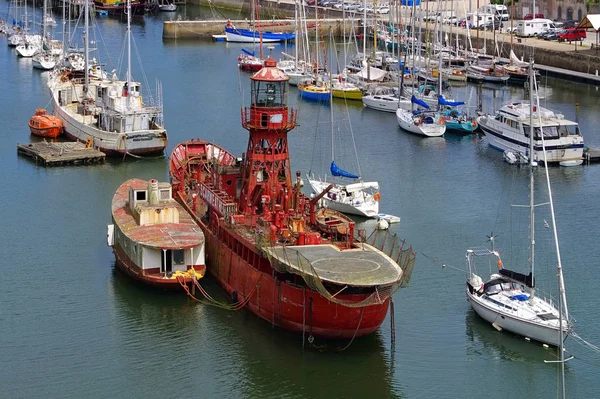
[112,178,204,249]
[265,244,403,287]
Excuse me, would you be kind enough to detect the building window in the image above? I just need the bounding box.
[578,9,582,22]
[557,6,562,20]
[567,7,573,20]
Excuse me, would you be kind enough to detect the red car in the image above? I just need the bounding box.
[524,13,544,20]
[557,28,587,42]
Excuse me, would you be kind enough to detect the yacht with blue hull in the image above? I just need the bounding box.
[478,102,584,165]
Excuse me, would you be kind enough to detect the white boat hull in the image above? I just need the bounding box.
[16,44,38,57]
[467,288,566,347]
[50,94,167,156]
[396,109,446,137]
[362,95,412,113]
[480,117,584,164]
[308,179,379,218]
[32,55,56,70]
[225,32,283,43]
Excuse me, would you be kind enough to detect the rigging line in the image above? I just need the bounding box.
[420,252,465,273]
[571,332,600,355]
[131,34,155,104]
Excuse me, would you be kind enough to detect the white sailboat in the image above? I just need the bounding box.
[308,43,381,219]
[396,6,445,137]
[465,62,571,347]
[48,0,168,156]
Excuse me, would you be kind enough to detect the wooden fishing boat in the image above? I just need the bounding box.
[107,178,206,289]
[28,108,63,138]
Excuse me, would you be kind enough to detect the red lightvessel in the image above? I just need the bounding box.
[169,58,415,340]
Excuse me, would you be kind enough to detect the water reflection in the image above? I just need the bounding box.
[109,266,404,398]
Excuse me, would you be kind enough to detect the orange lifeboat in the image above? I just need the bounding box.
[29,108,63,138]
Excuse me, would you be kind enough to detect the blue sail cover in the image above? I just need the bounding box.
[411,95,430,109]
[241,48,255,56]
[330,161,359,179]
[438,95,465,107]
[401,0,420,5]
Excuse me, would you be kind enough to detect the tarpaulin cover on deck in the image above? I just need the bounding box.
[438,95,465,107]
[411,95,429,109]
[330,161,359,179]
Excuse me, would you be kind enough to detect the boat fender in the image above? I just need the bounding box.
[439,117,446,125]
[232,290,238,302]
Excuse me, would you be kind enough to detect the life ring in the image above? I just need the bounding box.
[373,192,381,201]
[439,117,446,125]
[85,137,93,148]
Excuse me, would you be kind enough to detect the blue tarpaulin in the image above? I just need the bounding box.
[401,0,420,5]
[509,294,530,301]
[241,48,255,57]
[330,161,359,179]
[438,95,465,107]
[411,95,430,109]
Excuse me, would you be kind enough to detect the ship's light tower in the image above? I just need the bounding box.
[240,58,297,215]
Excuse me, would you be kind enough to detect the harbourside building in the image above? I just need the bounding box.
[513,0,599,21]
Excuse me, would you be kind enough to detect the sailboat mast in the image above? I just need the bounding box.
[127,0,132,107]
[329,30,334,164]
[315,0,318,72]
[84,0,89,96]
[532,61,568,398]
[528,60,536,291]
[62,0,66,52]
[362,0,366,66]
[294,0,299,66]
[42,0,47,40]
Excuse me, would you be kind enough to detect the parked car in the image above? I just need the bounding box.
[524,13,545,20]
[479,19,503,31]
[538,29,563,40]
[376,5,390,14]
[562,20,578,29]
[505,26,518,34]
[557,28,587,42]
[444,16,458,25]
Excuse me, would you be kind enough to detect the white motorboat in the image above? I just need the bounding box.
[478,102,584,165]
[465,62,572,347]
[396,108,446,137]
[158,2,176,11]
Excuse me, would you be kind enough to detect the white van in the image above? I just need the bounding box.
[481,4,510,21]
[516,18,554,37]
[466,11,495,28]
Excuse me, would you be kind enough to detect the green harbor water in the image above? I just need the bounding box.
[1,5,600,398]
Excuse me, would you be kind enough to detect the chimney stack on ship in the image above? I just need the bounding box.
[148,179,159,205]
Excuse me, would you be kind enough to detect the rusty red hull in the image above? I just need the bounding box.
[201,217,390,339]
[113,245,205,290]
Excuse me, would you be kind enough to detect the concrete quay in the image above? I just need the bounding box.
[166,0,600,84]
